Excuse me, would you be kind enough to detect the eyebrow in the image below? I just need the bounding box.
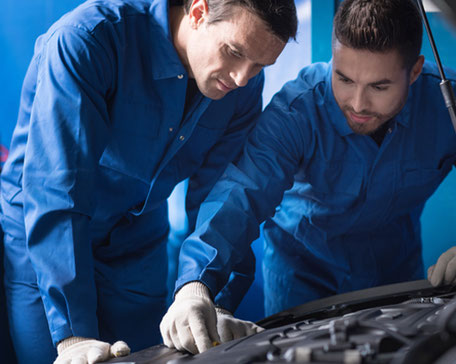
[335,69,393,86]
[229,42,274,68]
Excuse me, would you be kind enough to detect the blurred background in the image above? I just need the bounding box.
[0,0,455,326]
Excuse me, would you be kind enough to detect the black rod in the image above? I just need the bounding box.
[416,0,446,79]
[416,0,456,132]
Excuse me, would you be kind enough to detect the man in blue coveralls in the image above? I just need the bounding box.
[0,0,298,363]
[161,0,456,354]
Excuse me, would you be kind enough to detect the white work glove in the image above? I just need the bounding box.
[215,307,264,342]
[54,336,130,364]
[160,282,220,354]
[428,246,456,286]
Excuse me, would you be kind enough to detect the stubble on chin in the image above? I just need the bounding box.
[347,118,383,135]
[343,107,397,136]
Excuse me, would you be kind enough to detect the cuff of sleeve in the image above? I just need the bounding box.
[175,270,221,301]
[57,336,90,354]
[175,281,211,300]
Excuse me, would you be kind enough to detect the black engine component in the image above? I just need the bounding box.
[105,280,456,363]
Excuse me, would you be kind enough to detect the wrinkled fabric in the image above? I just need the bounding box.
[177,61,456,315]
[0,213,17,364]
[0,0,263,362]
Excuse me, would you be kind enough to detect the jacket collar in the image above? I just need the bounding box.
[148,0,187,80]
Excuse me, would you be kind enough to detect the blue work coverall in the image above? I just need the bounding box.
[176,61,456,317]
[0,0,263,362]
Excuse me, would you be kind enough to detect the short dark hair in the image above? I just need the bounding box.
[182,0,298,43]
[333,0,423,69]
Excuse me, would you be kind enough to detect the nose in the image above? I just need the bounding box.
[351,88,369,114]
[230,63,252,88]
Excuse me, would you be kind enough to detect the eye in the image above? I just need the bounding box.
[372,85,388,91]
[227,46,242,58]
[338,76,352,84]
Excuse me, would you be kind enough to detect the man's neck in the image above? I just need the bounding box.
[169,5,190,74]
[369,120,391,147]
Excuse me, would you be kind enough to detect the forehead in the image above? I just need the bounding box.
[332,40,406,82]
[207,6,285,65]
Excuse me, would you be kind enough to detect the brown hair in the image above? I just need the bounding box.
[333,0,423,69]
[182,0,298,43]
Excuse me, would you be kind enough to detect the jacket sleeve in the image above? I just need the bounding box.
[176,85,311,305]
[213,246,256,313]
[181,72,264,310]
[22,26,113,345]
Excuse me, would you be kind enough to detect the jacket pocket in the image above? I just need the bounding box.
[99,129,160,183]
[392,159,448,214]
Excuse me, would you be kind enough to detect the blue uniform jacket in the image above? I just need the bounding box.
[176,61,456,308]
[0,0,263,345]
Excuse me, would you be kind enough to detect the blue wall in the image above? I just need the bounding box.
[0,1,84,158]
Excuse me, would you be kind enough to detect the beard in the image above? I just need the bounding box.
[342,97,407,136]
[343,109,385,135]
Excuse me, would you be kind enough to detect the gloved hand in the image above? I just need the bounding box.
[215,307,264,342]
[160,282,220,354]
[428,246,456,286]
[53,336,130,364]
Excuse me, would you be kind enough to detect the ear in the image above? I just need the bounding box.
[188,0,209,29]
[409,55,425,85]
